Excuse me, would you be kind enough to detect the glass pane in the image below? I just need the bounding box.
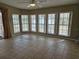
[59,13,70,36]
[0,12,4,37]
[48,25,54,34]
[22,24,29,31]
[31,15,36,32]
[21,15,29,31]
[48,14,55,24]
[59,18,63,25]
[31,24,36,32]
[38,15,45,33]
[38,15,45,24]
[31,15,36,24]
[48,14,55,34]
[12,14,20,33]
[59,13,70,25]
[38,24,44,32]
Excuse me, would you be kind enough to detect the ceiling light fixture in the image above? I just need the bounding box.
[30,3,36,6]
[17,0,46,8]
[27,3,36,7]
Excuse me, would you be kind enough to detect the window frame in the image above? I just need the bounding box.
[47,13,56,34]
[58,12,72,36]
[38,14,46,33]
[12,14,20,33]
[30,15,36,32]
[0,11,4,38]
[21,15,29,32]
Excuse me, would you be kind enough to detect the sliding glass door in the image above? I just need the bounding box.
[58,12,71,36]
[48,14,56,34]
[12,14,20,33]
[21,15,29,32]
[38,14,46,33]
[31,15,36,32]
[0,11,4,38]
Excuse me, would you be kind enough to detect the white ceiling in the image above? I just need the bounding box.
[0,0,79,9]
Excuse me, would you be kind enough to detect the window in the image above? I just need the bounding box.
[48,14,56,34]
[38,14,45,33]
[59,12,71,36]
[31,15,36,32]
[0,11,4,37]
[12,14,20,33]
[21,15,29,31]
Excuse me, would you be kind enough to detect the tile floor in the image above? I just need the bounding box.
[0,34,79,59]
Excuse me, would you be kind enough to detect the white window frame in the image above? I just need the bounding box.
[12,14,20,33]
[58,12,72,36]
[21,15,29,32]
[47,13,56,34]
[38,14,46,33]
[0,11,4,38]
[31,15,36,32]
